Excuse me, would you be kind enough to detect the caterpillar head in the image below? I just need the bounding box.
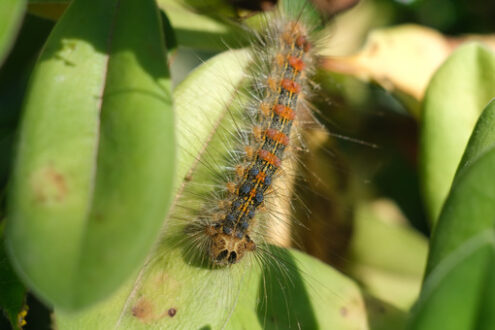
[206,226,256,265]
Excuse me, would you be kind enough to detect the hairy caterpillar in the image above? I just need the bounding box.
[159,0,328,273]
[190,19,313,265]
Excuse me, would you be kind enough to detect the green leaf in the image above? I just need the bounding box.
[420,43,495,224]
[409,233,495,330]
[349,201,428,310]
[457,99,495,173]
[0,0,27,67]
[426,100,495,272]
[0,224,26,330]
[157,0,248,51]
[279,0,323,28]
[352,202,428,277]
[6,0,174,310]
[410,100,495,329]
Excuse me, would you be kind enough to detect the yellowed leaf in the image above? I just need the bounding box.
[321,24,495,114]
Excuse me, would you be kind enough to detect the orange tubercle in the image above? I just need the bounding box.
[265,128,289,146]
[296,35,311,52]
[281,78,301,94]
[288,56,305,71]
[258,149,281,167]
[273,104,295,121]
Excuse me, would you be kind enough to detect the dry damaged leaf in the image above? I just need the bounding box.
[321,24,495,115]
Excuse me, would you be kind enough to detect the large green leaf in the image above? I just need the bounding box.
[420,43,495,224]
[157,0,248,51]
[427,100,495,272]
[409,100,495,329]
[54,47,404,330]
[409,234,494,330]
[0,0,26,67]
[5,0,174,310]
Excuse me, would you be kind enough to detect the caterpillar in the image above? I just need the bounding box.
[200,20,312,265]
[167,0,325,273]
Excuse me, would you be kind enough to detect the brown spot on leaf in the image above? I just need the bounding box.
[132,298,153,322]
[31,166,68,203]
[168,308,177,317]
[340,307,348,317]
